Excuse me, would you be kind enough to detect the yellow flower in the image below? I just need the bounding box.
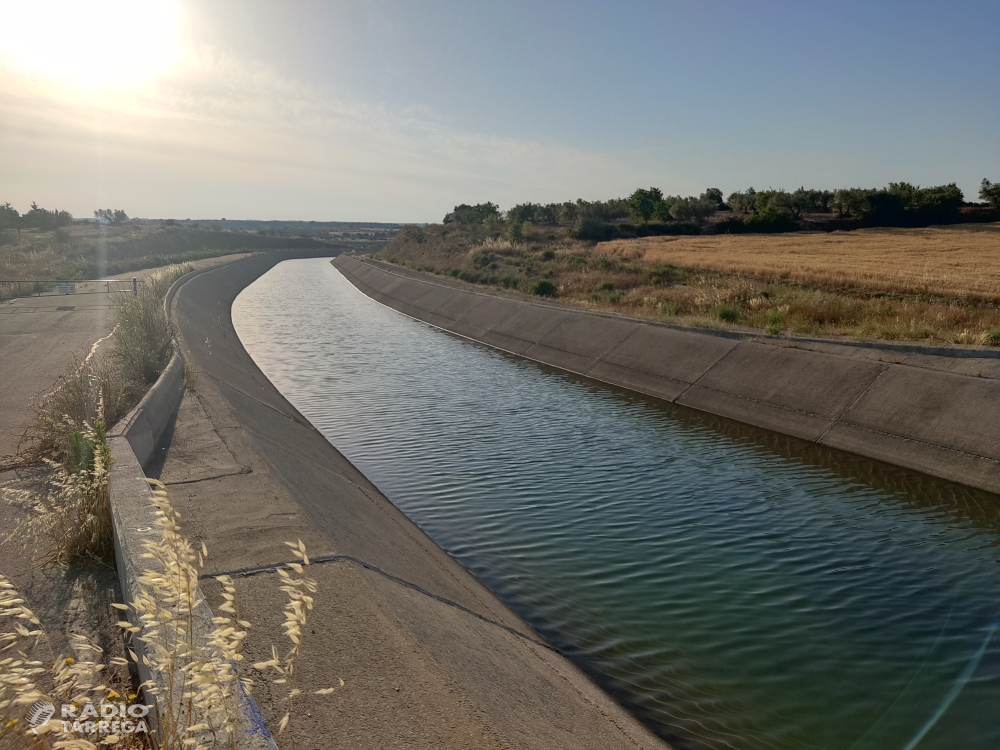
[64,657,75,665]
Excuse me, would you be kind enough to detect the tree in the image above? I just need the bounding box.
[626,187,664,224]
[443,202,499,225]
[700,188,725,207]
[0,202,20,233]
[981,179,1000,209]
[727,188,758,215]
[668,196,719,224]
[94,208,129,225]
[507,203,539,226]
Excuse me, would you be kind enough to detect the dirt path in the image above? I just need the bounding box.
[0,253,253,457]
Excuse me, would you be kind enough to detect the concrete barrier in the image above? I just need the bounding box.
[334,255,1000,495]
[110,352,185,468]
[107,264,279,749]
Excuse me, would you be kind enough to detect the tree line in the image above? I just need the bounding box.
[0,202,73,233]
[0,203,131,234]
[444,178,1000,240]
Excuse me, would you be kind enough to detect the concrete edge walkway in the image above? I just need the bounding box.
[107,258,280,748]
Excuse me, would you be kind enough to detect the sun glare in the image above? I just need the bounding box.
[0,0,180,89]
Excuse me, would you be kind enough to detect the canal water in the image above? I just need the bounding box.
[232,258,1000,750]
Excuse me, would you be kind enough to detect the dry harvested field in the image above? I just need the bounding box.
[596,224,1000,300]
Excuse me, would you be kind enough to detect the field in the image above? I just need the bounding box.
[596,224,1000,300]
[377,223,1000,346]
[0,221,339,285]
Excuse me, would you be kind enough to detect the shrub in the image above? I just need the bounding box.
[541,249,556,261]
[765,310,784,335]
[661,300,681,316]
[598,281,615,291]
[530,280,557,296]
[113,267,187,393]
[714,304,740,323]
[985,328,1000,346]
[635,221,700,237]
[743,206,799,233]
[715,217,747,234]
[573,216,616,241]
[649,265,677,285]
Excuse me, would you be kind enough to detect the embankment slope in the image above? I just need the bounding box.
[334,255,1000,495]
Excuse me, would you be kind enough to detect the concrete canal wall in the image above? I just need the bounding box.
[334,255,1000,496]
[160,250,666,749]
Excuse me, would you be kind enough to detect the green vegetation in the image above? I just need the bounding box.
[432,177,996,247]
[94,208,129,225]
[24,265,191,470]
[376,221,1000,346]
[981,178,1000,209]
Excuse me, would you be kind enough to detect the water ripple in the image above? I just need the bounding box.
[233,259,1000,750]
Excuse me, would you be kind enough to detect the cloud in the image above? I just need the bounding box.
[0,45,634,221]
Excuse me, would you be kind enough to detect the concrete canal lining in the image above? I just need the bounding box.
[334,255,1000,495]
[165,250,667,749]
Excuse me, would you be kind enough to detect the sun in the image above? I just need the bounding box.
[0,0,181,89]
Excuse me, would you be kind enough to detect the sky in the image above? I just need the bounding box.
[1,0,998,223]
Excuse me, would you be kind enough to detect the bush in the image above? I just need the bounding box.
[635,221,701,237]
[113,268,184,392]
[714,304,740,322]
[574,216,617,241]
[530,280,557,296]
[765,309,784,335]
[744,207,799,233]
[598,281,615,291]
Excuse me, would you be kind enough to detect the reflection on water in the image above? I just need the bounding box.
[233,259,1000,750]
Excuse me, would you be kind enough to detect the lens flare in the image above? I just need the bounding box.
[0,0,180,88]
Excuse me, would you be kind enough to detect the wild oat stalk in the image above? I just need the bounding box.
[252,541,343,750]
[119,479,246,750]
[0,572,141,750]
[3,415,114,566]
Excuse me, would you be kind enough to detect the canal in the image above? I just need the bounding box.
[233,258,1000,750]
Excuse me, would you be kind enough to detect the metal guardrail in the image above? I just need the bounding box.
[0,277,143,301]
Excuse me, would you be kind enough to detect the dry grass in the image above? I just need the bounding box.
[596,223,1000,300]
[3,418,114,566]
[378,223,1000,345]
[1,482,340,749]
